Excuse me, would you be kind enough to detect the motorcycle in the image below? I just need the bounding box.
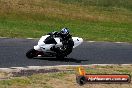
[26,32,83,59]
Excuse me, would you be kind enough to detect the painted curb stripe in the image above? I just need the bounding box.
[0,64,131,72]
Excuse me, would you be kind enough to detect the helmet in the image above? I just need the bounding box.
[60,28,69,35]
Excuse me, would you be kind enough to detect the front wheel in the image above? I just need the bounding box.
[26,49,37,59]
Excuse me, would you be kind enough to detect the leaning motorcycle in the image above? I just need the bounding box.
[26,32,83,59]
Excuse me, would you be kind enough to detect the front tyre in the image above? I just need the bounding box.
[26,49,37,59]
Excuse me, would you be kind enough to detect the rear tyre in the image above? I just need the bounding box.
[55,50,65,59]
[56,54,65,59]
[54,40,74,59]
[55,45,73,59]
[26,49,37,59]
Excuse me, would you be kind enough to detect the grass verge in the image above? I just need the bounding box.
[0,65,132,88]
[0,0,132,42]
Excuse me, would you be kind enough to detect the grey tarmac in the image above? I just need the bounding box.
[0,38,132,68]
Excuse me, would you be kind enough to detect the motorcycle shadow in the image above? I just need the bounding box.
[33,57,88,63]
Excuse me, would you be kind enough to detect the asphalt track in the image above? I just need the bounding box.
[0,38,132,68]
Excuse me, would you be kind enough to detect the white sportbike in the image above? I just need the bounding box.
[26,32,83,59]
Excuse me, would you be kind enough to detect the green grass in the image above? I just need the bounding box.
[0,0,132,42]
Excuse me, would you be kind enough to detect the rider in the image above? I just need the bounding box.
[50,28,74,55]
[59,28,72,44]
[49,28,72,45]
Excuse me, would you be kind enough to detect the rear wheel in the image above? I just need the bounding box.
[55,47,72,59]
[56,54,65,59]
[54,40,74,59]
[26,49,37,59]
[55,46,73,59]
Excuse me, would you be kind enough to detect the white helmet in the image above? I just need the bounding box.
[60,28,69,35]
